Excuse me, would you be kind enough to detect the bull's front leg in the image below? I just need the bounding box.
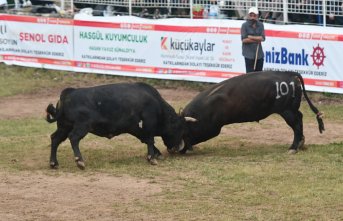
[147,144,157,165]
[134,120,160,165]
[153,146,164,160]
[146,138,158,165]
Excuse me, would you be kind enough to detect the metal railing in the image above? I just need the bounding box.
[1,0,342,26]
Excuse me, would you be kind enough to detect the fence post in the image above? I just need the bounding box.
[190,0,193,19]
[322,0,326,27]
[14,0,20,9]
[167,0,171,16]
[129,0,132,16]
[283,0,288,23]
[70,0,74,13]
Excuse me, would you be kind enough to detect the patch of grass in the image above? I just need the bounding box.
[0,64,66,97]
[112,141,342,220]
[0,118,51,170]
[300,103,343,122]
[0,64,208,98]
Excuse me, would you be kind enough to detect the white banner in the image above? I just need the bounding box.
[262,23,343,93]
[1,14,343,94]
[73,15,246,80]
[0,14,74,69]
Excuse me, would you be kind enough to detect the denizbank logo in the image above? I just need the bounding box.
[161,37,215,55]
[265,47,309,66]
[265,44,326,69]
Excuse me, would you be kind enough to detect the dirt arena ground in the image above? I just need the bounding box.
[0,86,342,221]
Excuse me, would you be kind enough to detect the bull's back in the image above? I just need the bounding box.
[60,83,164,124]
[183,71,302,124]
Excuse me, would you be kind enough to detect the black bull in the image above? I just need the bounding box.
[46,82,187,169]
[180,71,325,154]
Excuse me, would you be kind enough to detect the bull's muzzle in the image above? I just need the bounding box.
[168,139,185,154]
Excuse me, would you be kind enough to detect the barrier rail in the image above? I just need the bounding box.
[1,0,342,26]
[1,14,342,93]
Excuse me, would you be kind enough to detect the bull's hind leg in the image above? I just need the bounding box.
[50,128,70,169]
[68,124,89,170]
[280,110,305,154]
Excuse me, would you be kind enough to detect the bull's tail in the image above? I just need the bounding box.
[46,101,59,123]
[46,87,74,123]
[296,73,325,133]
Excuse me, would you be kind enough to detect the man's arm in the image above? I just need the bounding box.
[242,35,264,43]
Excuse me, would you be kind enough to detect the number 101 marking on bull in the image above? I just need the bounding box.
[275,81,295,99]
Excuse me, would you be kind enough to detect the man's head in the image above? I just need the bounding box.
[248,7,259,20]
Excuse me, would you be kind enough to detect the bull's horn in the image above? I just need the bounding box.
[178,139,185,152]
[184,117,197,122]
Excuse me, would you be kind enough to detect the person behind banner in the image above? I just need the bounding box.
[241,7,265,73]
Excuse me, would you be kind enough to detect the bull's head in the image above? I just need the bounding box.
[165,116,198,154]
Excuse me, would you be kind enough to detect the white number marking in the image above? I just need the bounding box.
[275,81,295,99]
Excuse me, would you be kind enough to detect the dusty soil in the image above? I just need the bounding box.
[0,86,342,221]
[0,171,162,221]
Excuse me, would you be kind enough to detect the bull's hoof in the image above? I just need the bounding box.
[179,148,187,154]
[167,149,173,154]
[76,161,85,170]
[150,158,158,165]
[75,157,85,170]
[167,148,177,154]
[288,149,298,154]
[155,154,165,160]
[50,162,59,169]
[147,155,158,165]
[187,145,194,151]
[298,137,306,150]
[179,145,195,154]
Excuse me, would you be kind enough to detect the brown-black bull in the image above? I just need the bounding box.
[180,71,324,154]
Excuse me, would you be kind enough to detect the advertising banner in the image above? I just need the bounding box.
[73,15,343,93]
[0,14,74,69]
[263,24,343,93]
[1,14,342,94]
[73,15,245,80]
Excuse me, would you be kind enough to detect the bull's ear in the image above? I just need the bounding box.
[184,117,197,122]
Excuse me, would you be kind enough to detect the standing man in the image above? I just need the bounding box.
[241,7,266,73]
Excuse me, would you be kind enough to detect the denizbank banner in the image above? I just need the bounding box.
[263,28,343,92]
[1,14,343,94]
